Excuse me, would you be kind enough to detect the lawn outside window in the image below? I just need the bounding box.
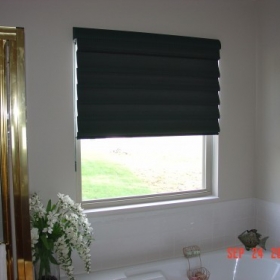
[76,135,217,209]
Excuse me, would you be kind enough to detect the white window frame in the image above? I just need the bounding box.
[75,135,218,210]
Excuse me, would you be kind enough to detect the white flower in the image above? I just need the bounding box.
[30,228,39,247]
[47,210,59,223]
[30,193,94,280]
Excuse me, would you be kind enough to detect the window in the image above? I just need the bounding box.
[77,135,216,208]
[73,27,221,209]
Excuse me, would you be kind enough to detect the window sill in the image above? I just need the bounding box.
[83,195,220,217]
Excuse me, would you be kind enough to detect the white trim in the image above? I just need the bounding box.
[84,195,220,217]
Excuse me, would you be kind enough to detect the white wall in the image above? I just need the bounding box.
[256,0,280,204]
[0,0,258,274]
[0,0,256,203]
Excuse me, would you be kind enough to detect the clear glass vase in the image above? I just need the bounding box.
[34,258,60,280]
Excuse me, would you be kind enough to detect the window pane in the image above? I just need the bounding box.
[81,136,203,201]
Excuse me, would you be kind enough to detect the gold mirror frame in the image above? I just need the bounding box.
[0,26,33,280]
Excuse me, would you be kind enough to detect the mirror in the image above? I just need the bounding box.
[0,26,33,280]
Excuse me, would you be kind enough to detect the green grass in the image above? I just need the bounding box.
[82,159,152,200]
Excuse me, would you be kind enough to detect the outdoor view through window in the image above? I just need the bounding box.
[81,136,204,201]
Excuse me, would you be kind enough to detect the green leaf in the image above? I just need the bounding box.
[40,235,51,250]
[45,258,50,275]
[39,260,43,279]
[51,203,57,211]
[46,199,52,212]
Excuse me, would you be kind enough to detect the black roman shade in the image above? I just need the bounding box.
[73,27,221,139]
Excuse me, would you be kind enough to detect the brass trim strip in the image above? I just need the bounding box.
[0,38,14,280]
[0,27,16,41]
[17,26,33,280]
[10,28,33,280]
[0,27,33,280]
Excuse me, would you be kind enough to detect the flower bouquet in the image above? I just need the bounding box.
[29,193,94,280]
